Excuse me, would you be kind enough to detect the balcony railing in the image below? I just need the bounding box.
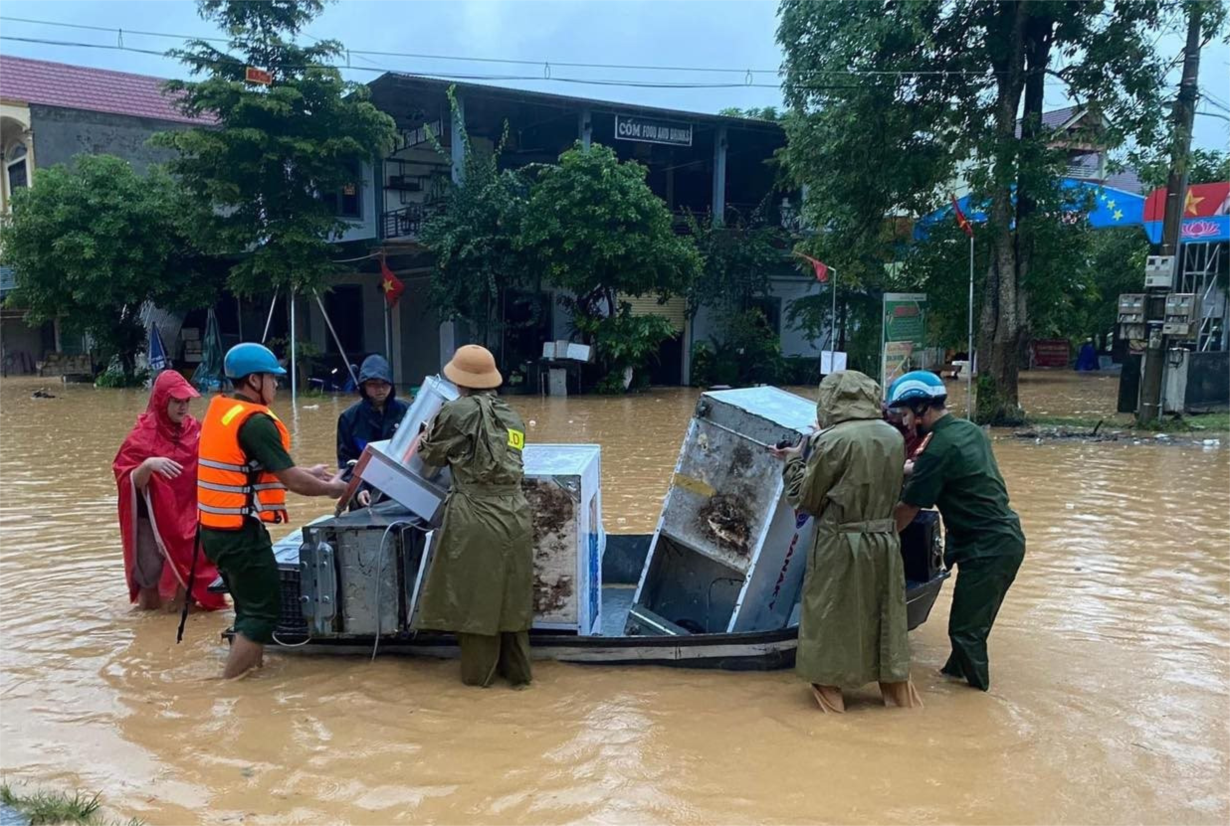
[381,203,440,241]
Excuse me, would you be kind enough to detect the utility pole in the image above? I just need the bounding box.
[1138,0,1204,425]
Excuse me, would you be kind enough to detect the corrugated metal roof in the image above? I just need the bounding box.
[372,73,785,132]
[0,55,212,126]
[1103,168,1144,195]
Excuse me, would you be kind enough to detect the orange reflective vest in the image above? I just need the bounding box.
[197,396,291,530]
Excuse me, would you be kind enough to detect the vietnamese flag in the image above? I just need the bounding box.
[796,252,829,283]
[380,257,405,307]
[952,195,974,238]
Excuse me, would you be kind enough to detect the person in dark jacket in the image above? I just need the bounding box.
[337,355,410,484]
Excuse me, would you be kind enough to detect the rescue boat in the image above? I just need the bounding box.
[214,506,947,671]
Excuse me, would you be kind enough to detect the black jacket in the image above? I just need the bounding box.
[336,355,410,469]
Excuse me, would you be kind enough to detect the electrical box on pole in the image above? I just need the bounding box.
[1162,294,1201,339]
[1117,294,1147,342]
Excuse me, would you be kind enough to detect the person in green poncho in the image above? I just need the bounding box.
[771,370,922,713]
[412,345,534,687]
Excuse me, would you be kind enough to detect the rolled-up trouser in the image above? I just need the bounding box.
[205,542,280,645]
[942,550,1024,691]
[458,631,532,687]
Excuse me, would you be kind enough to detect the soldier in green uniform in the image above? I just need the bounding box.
[412,345,534,687]
[889,371,1026,691]
[772,371,921,712]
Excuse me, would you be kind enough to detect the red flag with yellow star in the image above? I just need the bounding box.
[380,257,404,307]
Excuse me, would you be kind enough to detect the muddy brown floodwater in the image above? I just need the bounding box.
[1,372,1227,824]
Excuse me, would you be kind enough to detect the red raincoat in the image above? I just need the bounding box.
[113,371,226,609]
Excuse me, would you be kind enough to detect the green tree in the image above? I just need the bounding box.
[154,0,397,296]
[1127,147,1230,190]
[520,143,702,389]
[777,0,1216,423]
[419,93,534,360]
[685,209,791,385]
[717,106,783,121]
[2,155,221,376]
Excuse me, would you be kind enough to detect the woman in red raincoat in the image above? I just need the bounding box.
[113,371,225,611]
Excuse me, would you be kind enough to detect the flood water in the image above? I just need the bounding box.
[1,372,1227,824]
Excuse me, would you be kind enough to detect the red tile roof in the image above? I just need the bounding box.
[0,55,213,125]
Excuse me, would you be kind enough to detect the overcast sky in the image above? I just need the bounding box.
[1,0,1227,151]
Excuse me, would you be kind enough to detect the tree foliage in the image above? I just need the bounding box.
[2,155,221,375]
[777,0,1214,423]
[1128,147,1230,190]
[419,97,533,352]
[154,0,397,296]
[685,209,791,386]
[521,143,702,321]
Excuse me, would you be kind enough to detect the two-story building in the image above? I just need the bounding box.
[0,55,211,375]
[316,72,805,386]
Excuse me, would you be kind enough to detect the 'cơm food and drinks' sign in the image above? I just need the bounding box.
[615,115,693,147]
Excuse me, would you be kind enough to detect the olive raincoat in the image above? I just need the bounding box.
[412,392,534,636]
[783,371,910,689]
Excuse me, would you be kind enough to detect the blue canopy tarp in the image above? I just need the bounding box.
[913,179,1147,241]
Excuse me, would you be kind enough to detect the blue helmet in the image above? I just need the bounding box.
[224,342,287,380]
[887,370,947,408]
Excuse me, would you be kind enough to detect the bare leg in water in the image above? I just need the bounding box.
[880,679,924,709]
[811,684,845,713]
[136,588,162,610]
[223,634,264,679]
[164,586,188,614]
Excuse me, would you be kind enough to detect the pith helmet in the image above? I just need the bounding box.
[443,345,502,389]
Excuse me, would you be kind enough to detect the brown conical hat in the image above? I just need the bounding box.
[443,344,502,389]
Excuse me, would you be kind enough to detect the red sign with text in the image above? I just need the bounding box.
[1032,339,1070,368]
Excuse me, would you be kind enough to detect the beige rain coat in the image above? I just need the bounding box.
[413,392,535,635]
[783,371,910,688]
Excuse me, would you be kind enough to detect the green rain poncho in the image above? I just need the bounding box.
[782,371,910,689]
[412,392,535,636]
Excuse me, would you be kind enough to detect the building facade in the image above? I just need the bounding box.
[315,73,803,387]
[0,56,214,375]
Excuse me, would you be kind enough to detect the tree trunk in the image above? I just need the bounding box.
[977,2,1029,425]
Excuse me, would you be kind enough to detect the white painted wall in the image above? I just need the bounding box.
[334,160,378,243]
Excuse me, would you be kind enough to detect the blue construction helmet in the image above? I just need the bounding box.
[887,370,947,408]
[224,342,287,380]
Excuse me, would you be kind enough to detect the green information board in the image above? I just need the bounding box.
[881,292,928,394]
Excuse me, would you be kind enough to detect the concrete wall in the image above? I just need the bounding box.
[773,277,826,358]
[1185,351,1229,411]
[29,104,189,172]
[396,271,442,385]
[334,160,378,243]
[305,273,389,362]
[689,277,825,359]
[0,312,51,375]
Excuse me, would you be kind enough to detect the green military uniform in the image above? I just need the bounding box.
[901,414,1025,691]
[413,392,534,686]
[201,397,293,645]
[782,371,911,689]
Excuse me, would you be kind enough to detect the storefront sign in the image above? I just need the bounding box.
[615,115,693,147]
[244,67,272,86]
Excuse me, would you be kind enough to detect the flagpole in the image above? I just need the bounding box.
[967,234,975,419]
[289,289,297,408]
[831,266,838,356]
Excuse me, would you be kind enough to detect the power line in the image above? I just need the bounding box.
[0,14,1006,80]
[0,33,858,90]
